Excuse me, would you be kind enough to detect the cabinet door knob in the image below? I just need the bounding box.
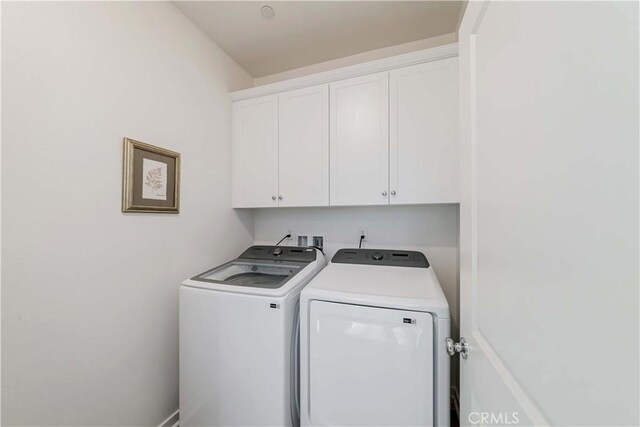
[278,195,283,200]
[382,191,388,197]
[272,195,277,201]
[391,190,396,196]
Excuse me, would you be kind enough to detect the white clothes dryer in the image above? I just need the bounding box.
[300,248,450,427]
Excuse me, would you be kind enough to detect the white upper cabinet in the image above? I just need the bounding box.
[390,58,459,204]
[232,95,278,208]
[329,72,389,206]
[278,84,329,207]
[231,45,460,208]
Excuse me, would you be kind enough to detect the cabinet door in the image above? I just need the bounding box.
[232,95,278,208]
[278,84,329,207]
[330,72,389,206]
[390,58,459,204]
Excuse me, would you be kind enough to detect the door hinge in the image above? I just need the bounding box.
[446,337,469,359]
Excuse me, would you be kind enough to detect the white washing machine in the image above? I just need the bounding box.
[180,245,326,427]
[300,248,450,427]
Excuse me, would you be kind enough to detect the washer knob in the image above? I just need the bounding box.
[371,252,384,261]
[272,248,283,256]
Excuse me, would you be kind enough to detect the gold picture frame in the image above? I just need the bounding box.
[122,138,180,213]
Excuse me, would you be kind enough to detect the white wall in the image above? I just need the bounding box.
[254,32,457,86]
[1,2,253,425]
[253,205,460,330]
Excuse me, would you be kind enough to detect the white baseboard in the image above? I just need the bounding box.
[159,409,179,427]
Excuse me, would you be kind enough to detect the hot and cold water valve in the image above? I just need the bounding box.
[294,227,368,251]
[312,236,323,250]
[296,234,323,251]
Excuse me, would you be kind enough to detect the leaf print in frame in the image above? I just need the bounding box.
[142,158,167,200]
[122,138,180,213]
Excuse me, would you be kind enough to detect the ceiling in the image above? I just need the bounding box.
[174,1,463,78]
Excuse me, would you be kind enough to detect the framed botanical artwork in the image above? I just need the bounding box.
[122,138,180,213]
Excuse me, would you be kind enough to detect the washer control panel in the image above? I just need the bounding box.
[238,245,317,263]
[331,248,429,268]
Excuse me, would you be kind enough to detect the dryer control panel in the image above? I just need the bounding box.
[331,249,429,268]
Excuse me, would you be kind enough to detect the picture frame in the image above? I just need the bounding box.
[122,138,180,213]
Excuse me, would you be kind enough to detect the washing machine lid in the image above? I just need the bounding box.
[183,246,323,297]
[191,259,304,289]
[301,253,450,318]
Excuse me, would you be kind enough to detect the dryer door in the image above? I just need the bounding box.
[308,301,433,426]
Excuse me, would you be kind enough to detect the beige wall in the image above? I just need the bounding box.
[1,2,253,425]
[254,32,457,86]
